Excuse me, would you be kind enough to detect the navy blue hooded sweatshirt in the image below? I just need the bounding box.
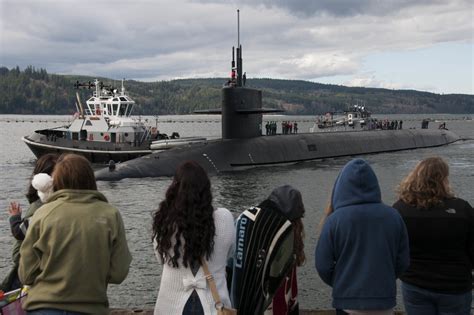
[315,159,409,310]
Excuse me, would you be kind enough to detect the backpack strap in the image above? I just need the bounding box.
[201,259,225,311]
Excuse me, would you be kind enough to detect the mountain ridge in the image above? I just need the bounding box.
[0,66,472,115]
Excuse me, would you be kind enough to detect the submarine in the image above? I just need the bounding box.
[94,31,460,181]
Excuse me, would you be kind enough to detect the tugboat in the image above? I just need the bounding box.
[22,79,205,163]
[311,104,376,131]
[343,104,373,128]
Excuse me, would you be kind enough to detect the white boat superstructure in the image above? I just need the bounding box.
[67,79,150,144]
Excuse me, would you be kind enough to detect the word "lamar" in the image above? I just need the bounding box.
[235,217,247,268]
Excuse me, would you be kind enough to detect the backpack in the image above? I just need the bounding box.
[231,205,295,314]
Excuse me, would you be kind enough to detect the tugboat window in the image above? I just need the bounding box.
[118,106,126,116]
[80,130,87,141]
[120,97,127,102]
[112,104,118,115]
[85,120,92,126]
[124,133,129,137]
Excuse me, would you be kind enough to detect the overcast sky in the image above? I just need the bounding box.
[1,0,472,94]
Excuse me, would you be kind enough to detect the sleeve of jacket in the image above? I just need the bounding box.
[108,210,132,284]
[315,218,335,286]
[18,217,42,285]
[465,200,474,266]
[395,215,410,277]
[9,214,26,240]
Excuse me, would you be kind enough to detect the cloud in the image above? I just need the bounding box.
[343,74,438,92]
[341,68,453,94]
[193,0,461,18]
[260,52,359,79]
[0,0,472,93]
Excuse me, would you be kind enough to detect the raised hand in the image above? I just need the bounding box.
[8,201,22,216]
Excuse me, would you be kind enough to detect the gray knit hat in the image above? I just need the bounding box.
[267,184,305,221]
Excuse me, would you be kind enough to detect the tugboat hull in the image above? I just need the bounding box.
[95,129,460,180]
[22,135,151,164]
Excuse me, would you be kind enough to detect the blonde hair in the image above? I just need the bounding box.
[319,195,334,229]
[397,156,454,209]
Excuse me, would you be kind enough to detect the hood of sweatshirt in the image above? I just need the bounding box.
[332,159,381,210]
[265,184,304,221]
[47,189,108,204]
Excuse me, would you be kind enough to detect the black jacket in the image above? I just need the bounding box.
[393,197,474,293]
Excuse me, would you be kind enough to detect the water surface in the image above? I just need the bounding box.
[0,114,472,310]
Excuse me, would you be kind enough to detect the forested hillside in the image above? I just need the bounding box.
[0,66,472,115]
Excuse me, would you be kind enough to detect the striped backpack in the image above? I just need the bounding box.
[231,203,295,314]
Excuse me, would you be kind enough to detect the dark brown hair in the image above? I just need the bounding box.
[293,217,306,266]
[152,161,215,268]
[397,156,454,209]
[26,153,59,203]
[52,154,97,191]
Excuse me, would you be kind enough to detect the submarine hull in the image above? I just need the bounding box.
[95,129,460,180]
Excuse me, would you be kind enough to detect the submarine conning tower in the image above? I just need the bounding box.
[195,10,283,139]
[221,44,283,139]
[222,84,263,139]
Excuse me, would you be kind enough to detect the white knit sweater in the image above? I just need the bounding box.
[153,207,236,315]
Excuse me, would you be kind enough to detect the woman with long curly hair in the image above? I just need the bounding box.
[152,160,235,315]
[393,156,473,315]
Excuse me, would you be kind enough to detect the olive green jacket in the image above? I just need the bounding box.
[19,189,132,314]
